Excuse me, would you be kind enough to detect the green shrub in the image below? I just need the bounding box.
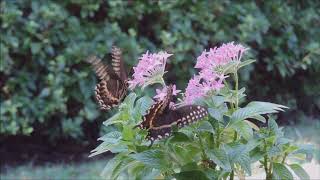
[1,1,319,140]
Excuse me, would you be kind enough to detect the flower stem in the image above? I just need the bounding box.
[230,170,234,180]
[281,152,288,164]
[263,140,272,180]
[234,72,239,109]
[197,132,208,160]
[161,78,166,86]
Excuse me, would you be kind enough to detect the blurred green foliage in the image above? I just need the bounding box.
[1,1,319,141]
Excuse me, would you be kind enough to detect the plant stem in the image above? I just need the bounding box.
[230,170,235,180]
[160,77,166,87]
[216,128,221,148]
[281,152,288,164]
[234,72,239,109]
[268,160,273,179]
[223,79,235,111]
[263,140,272,180]
[197,132,208,160]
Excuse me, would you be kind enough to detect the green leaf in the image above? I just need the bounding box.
[180,162,199,171]
[169,132,192,143]
[268,118,278,132]
[31,42,41,54]
[129,163,159,180]
[197,121,215,133]
[231,101,288,123]
[225,143,252,175]
[207,149,231,171]
[250,115,266,123]
[103,113,123,127]
[208,104,227,122]
[98,131,122,143]
[173,170,210,180]
[134,96,154,115]
[101,153,129,179]
[230,120,253,140]
[250,148,265,163]
[122,92,137,110]
[122,125,134,141]
[211,95,225,106]
[268,146,282,158]
[236,152,251,175]
[272,163,294,180]
[131,150,169,169]
[289,164,310,180]
[238,59,256,69]
[111,157,136,179]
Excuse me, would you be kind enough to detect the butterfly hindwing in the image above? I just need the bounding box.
[136,85,208,144]
[146,105,208,142]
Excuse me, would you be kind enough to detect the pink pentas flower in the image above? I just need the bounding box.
[128,51,172,89]
[183,74,226,104]
[184,42,246,104]
[154,84,181,101]
[195,42,248,71]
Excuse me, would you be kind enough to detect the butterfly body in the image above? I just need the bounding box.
[136,85,208,144]
[87,46,128,110]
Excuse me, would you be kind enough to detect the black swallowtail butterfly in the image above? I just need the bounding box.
[87,46,128,110]
[136,85,208,145]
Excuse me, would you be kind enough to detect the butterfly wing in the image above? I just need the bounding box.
[136,85,173,130]
[111,46,128,81]
[87,55,127,110]
[146,105,208,142]
[87,55,117,81]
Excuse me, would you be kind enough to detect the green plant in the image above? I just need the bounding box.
[90,44,314,179]
[1,0,319,142]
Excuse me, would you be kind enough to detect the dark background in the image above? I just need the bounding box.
[1,0,319,164]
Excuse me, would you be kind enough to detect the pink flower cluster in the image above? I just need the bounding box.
[154,84,181,101]
[195,42,247,70]
[128,51,172,89]
[184,42,247,104]
[154,85,181,109]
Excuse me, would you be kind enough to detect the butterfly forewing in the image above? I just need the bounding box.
[137,85,173,130]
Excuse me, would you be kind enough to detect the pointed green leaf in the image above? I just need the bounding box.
[238,59,256,69]
[230,120,253,140]
[231,101,288,123]
[131,149,169,169]
[272,163,293,180]
[207,149,231,171]
[173,170,210,180]
[289,164,310,180]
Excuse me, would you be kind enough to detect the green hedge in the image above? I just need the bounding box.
[1,1,319,141]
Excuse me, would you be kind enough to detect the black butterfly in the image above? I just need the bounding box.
[136,85,208,145]
[87,46,128,110]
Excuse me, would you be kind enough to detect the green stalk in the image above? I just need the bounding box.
[160,77,166,87]
[268,160,273,179]
[281,152,288,164]
[223,79,235,111]
[234,72,239,109]
[197,132,208,160]
[229,72,239,180]
[216,128,221,148]
[230,170,234,180]
[263,140,272,180]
